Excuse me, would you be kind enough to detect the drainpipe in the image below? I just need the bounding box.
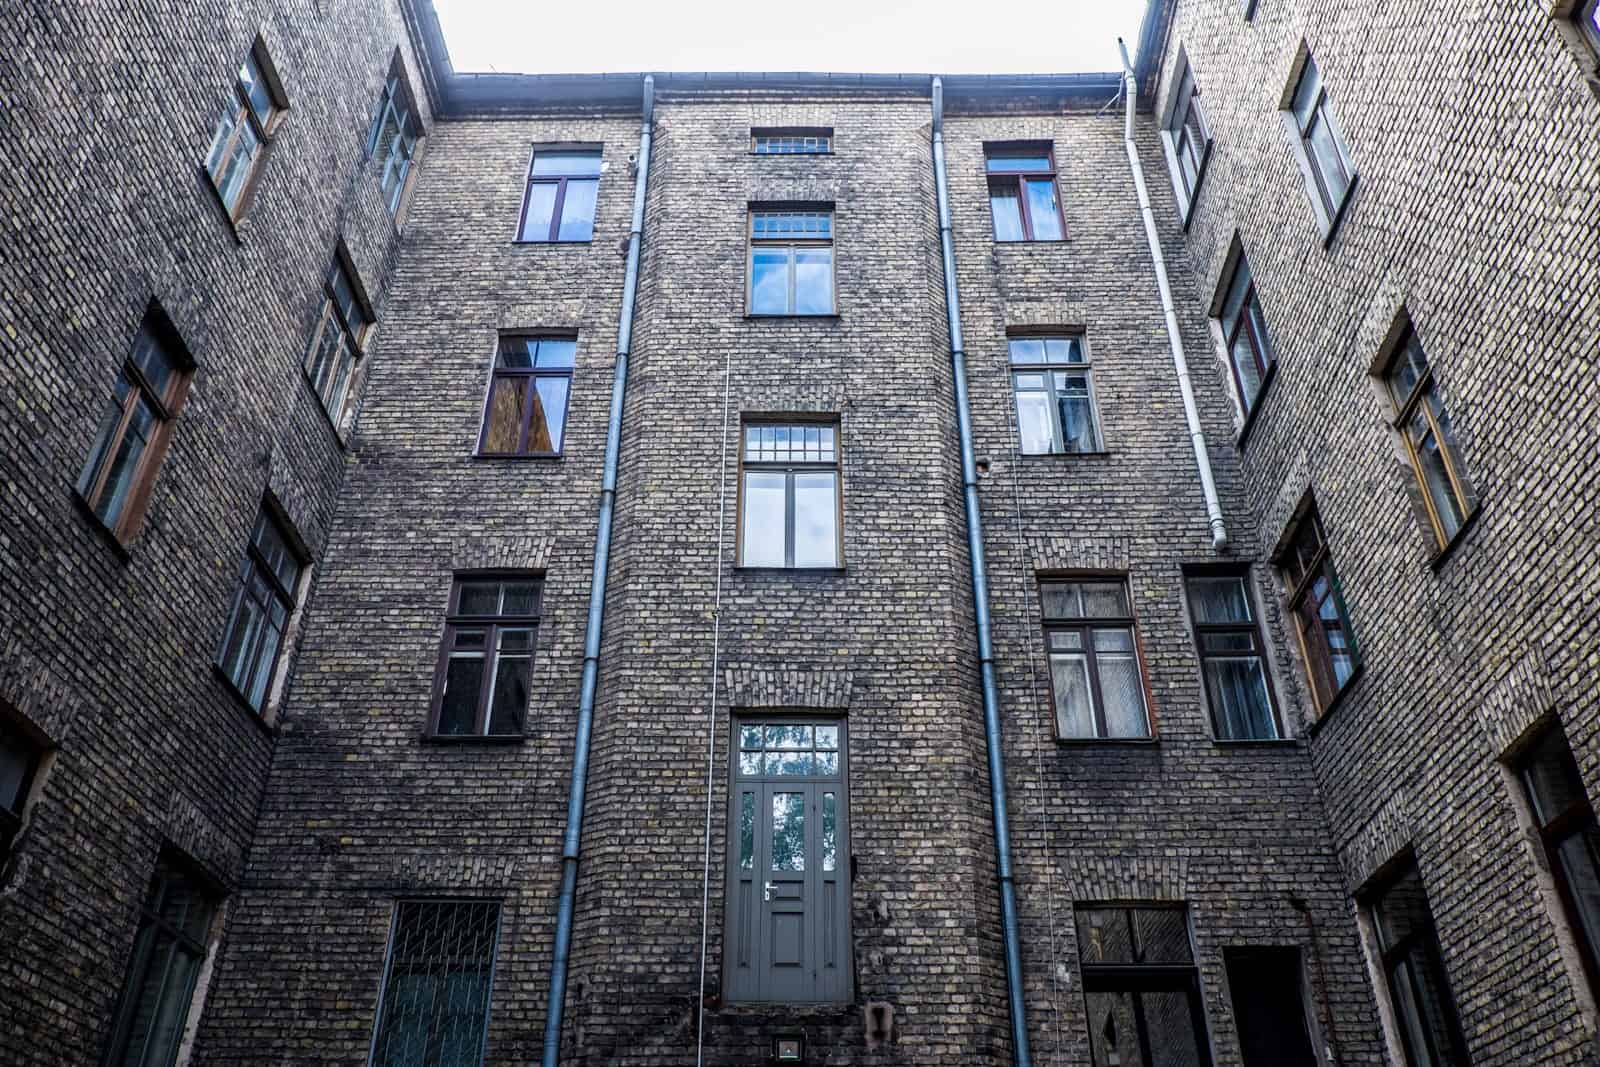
[541,73,654,1067]
[1116,40,1229,551]
[931,75,1033,1067]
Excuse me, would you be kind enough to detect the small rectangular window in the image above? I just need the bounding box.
[1275,503,1359,716]
[1009,335,1101,454]
[748,209,835,315]
[217,505,305,713]
[478,336,575,456]
[1165,63,1211,213]
[752,127,832,154]
[1382,321,1476,549]
[369,900,501,1067]
[204,42,283,218]
[519,148,601,242]
[303,254,374,427]
[985,143,1064,242]
[1224,946,1319,1067]
[1365,860,1470,1067]
[1286,54,1357,234]
[76,309,193,545]
[1076,905,1211,1066]
[1218,252,1275,417]
[1184,570,1279,740]
[738,422,841,569]
[431,575,542,737]
[366,61,422,216]
[1041,578,1150,740]
[0,717,45,868]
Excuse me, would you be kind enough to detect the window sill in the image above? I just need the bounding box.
[472,451,565,462]
[1020,449,1113,459]
[1055,736,1159,746]
[1304,664,1365,738]
[744,313,841,321]
[1234,361,1279,451]
[211,664,277,739]
[1427,503,1483,572]
[70,489,133,562]
[733,566,847,577]
[420,733,529,745]
[993,238,1071,246]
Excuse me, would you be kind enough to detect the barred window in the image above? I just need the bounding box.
[1042,578,1150,740]
[752,127,832,154]
[204,41,284,219]
[303,254,374,427]
[370,900,502,1067]
[748,209,835,315]
[739,422,840,568]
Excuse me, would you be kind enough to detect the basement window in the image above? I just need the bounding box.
[370,900,502,1066]
[1225,947,1321,1066]
[1077,905,1211,1067]
[985,142,1064,241]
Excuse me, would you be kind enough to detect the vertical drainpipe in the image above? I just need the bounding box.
[541,73,655,1067]
[931,76,1034,1067]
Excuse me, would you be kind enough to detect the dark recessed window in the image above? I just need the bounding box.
[217,505,304,713]
[1166,62,1211,212]
[1224,946,1319,1067]
[752,127,832,154]
[1041,578,1150,740]
[1076,905,1212,1067]
[1184,571,1279,740]
[1218,252,1275,417]
[104,856,221,1067]
[369,900,501,1067]
[0,718,45,869]
[76,310,193,545]
[985,143,1064,242]
[431,576,541,737]
[203,42,283,219]
[1275,503,1359,716]
[1382,320,1476,550]
[1287,54,1357,234]
[1009,335,1101,454]
[1366,860,1470,1067]
[748,210,835,315]
[1515,723,1600,1000]
[739,422,841,568]
[478,336,574,456]
[1583,0,1600,57]
[519,148,601,242]
[303,254,373,428]
[366,61,422,216]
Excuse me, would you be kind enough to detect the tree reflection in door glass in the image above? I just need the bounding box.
[771,793,805,871]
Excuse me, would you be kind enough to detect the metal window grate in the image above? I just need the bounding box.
[751,211,832,240]
[370,900,502,1067]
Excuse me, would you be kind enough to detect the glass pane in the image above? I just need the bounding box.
[1050,653,1095,738]
[1058,380,1097,453]
[749,248,789,314]
[1200,632,1255,653]
[93,396,155,526]
[1025,178,1063,239]
[739,752,762,776]
[1221,261,1252,333]
[1141,990,1205,1067]
[1187,576,1252,623]
[1314,573,1356,689]
[208,106,260,212]
[1373,866,1432,952]
[482,377,528,453]
[1077,907,1133,963]
[1008,338,1047,364]
[814,725,839,749]
[1097,644,1150,739]
[453,629,487,650]
[457,583,501,616]
[1408,415,1465,541]
[739,793,755,869]
[765,751,814,775]
[1388,327,1430,403]
[501,582,539,616]
[814,751,839,775]
[793,471,839,567]
[1520,728,1589,826]
[498,340,536,369]
[1093,628,1134,653]
[1555,830,1600,967]
[1015,387,1056,455]
[520,182,558,241]
[487,653,530,734]
[498,627,534,653]
[245,618,283,710]
[250,512,299,591]
[794,248,834,315]
[219,593,265,697]
[1307,112,1351,210]
[131,328,181,402]
[529,376,570,452]
[438,656,485,734]
[1136,909,1194,962]
[765,725,811,748]
[1040,582,1082,619]
[986,152,1052,172]
[741,472,786,566]
[989,182,1024,241]
[740,725,763,750]
[532,150,602,176]
[1291,59,1322,129]
[78,377,130,500]
[557,178,598,241]
[771,793,805,871]
[1230,328,1264,409]
[1246,294,1274,368]
[1085,990,1142,1067]
[1047,630,1084,651]
[1205,658,1276,740]
[1044,337,1084,363]
[116,934,200,1067]
[0,727,34,813]
[822,792,837,872]
[239,55,274,125]
[534,338,577,369]
[1081,582,1130,618]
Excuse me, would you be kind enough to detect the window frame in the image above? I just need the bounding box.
[516,146,602,244]
[1363,859,1471,1067]
[476,335,576,458]
[1285,54,1357,238]
[1008,334,1103,455]
[427,574,544,738]
[365,60,422,217]
[215,504,306,715]
[203,41,285,221]
[751,127,834,155]
[984,141,1067,242]
[736,420,843,570]
[1381,321,1476,552]
[1163,61,1213,218]
[302,253,374,430]
[1584,0,1600,58]
[1075,904,1214,1067]
[746,208,837,316]
[1183,568,1282,741]
[1218,252,1277,424]
[1275,505,1360,718]
[1041,577,1153,741]
[0,714,47,870]
[368,898,503,1067]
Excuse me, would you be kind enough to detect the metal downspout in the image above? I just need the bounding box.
[1115,40,1229,551]
[931,75,1034,1067]
[541,73,655,1067]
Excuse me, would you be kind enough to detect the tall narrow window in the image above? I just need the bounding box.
[1275,503,1359,716]
[1184,571,1279,740]
[1286,54,1357,233]
[0,718,45,868]
[369,900,501,1067]
[1366,861,1469,1067]
[103,857,220,1067]
[1165,63,1211,212]
[518,148,601,242]
[748,210,835,315]
[1076,905,1212,1067]
[217,505,304,713]
[1218,252,1275,416]
[303,254,374,428]
[1042,579,1150,740]
[985,143,1064,242]
[1009,335,1101,454]
[1225,947,1319,1067]
[1514,723,1600,1000]
[752,128,832,154]
[431,576,541,737]
[366,62,421,216]
[739,423,841,568]
[76,311,193,544]
[478,336,574,456]
[1382,321,1475,549]
[203,43,283,218]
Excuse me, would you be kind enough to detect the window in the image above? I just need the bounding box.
[370,900,501,1067]
[985,143,1064,242]
[1382,322,1475,549]
[1165,63,1211,213]
[1076,905,1212,1067]
[1042,579,1150,740]
[366,62,421,215]
[748,210,835,315]
[203,43,282,218]
[1218,252,1275,417]
[1583,0,1600,58]
[752,127,832,154]
[1225,947,1319,1067]
[1286,54,1357,234]
[430,576,542,737]
[303,254,373,427]
[518,148,600,242]
[1184,571,1279,740]
[0,718,45,869]
[738,423,841,569]
[1009,335,1101,454]
[1514,723,1600,999]
[76,310,192,544]
[478,336,574,456]
[103,857,220,1067]
[217,506,304,713]
[1275,504,1359,715]
[1366,861,1469,1067]
[724,720,853,1003]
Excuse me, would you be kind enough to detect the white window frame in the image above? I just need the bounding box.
[1159,51,1213,225]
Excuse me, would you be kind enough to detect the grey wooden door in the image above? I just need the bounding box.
[725,720,852,1003]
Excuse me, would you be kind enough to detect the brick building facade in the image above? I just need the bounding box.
[1,0,1596,1065]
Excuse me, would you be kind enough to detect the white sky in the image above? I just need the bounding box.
[434,0,1148,75]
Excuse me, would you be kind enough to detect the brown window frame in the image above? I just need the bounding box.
[736,420,843,569]
[203,42,285,221]
[984,141,1066,242]
[747,208,837,316]
[476,335,576,457]
[516,146,602,244]
[428,574,543,738]
[751,127,833,154]
[1275,504,1360,716]
[1219,253,1276,419]
[1381,321,1476,551]
[302,253,374,429]
[1182,567,1282,741]
[215,504,305,714]
[1041,577,1153,741]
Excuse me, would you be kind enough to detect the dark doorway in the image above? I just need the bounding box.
[1224,946,1318,1067]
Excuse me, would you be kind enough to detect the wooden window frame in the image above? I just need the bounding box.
[1381,322,1476,551]
[1008,333,1102,454]
[736,420,843,569]
[1182,567,1282,740]
[203,42,285,221]
[302,253,374,429]
[1220,255,1276,419]
[365,59,422,217]
[751,127,833,155]
[215,505,305,714]
[476,335,575,458]
[516,146,602,244]
[984,141,1067,242]
[1275,505,1360,717]
[1076,905,1214,1067]
[427,574,543,738]
[1041,577,1153,741]
[746,208,836,316]
[1363,859,1471,1067]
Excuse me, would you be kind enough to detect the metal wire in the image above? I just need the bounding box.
[369,900,500,1067]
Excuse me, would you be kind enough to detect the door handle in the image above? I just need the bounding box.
[764,881,775,901]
